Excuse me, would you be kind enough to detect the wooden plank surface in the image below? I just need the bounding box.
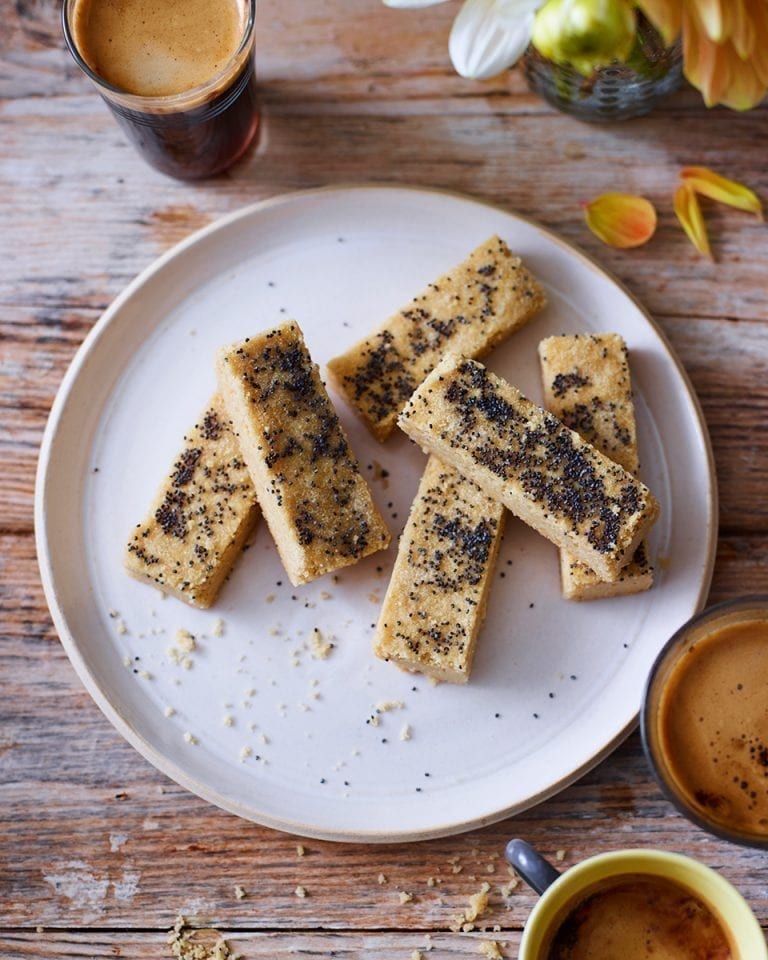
[3,0,768,955]
[1,932,527,960]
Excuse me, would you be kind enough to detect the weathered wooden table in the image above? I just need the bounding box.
[3,1,768,956]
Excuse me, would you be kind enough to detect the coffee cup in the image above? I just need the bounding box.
[641,595,768,848]
[506,839,766,959]
[62,0,260,179]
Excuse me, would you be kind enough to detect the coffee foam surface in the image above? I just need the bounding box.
[660,618,768,837]
[72,0,246,97]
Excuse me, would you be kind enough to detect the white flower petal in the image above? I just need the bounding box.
[449,0,541,79]
[383,0,451,8]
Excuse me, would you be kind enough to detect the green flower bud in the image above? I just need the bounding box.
[532,0,637,76]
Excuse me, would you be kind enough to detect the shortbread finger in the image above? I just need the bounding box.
[398,355,660,582]
[216,322,390,586]
[539,333,653,600]
[327,236,546,441]
[125,394,259,608]
[374,456,505,683]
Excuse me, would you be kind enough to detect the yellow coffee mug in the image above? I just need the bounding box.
[506,839,767,959]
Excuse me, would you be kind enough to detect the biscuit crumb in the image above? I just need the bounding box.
[411,952,424,960]
[175,628,197,653]
[375,699,405,713]
[500,878,519,897]
[555,849,566,862]
[377,873,387,885]
[451,881,491,931]
[239,746,252,762]
[183,732,198,745]
[167,916,237,960]
[479,941,505,959]
[234,885,246,900]
[164,706,176,718]
[469,882,492,916]
[398,891,414,904]
[295,885,307,898]
[223,715,234,727]
[310,627,334,659]
[296,844,305,857]
[212,618,225,637]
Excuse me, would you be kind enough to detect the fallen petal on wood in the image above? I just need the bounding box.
[583,193,657,249]
[674,183,713,259]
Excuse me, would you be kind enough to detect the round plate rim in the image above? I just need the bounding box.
[34,183,718,842]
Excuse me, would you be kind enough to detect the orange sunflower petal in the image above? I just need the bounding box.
[681,166,763,219]
[749,0,768,85]
[690,0,726,43]
[635,0,683,45]
[683,8,732,106]
[716,52,768,109]
[674,183,712,258]
[728,0,755,59]
[584,194,657,249]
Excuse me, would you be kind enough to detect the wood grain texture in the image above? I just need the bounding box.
[3,0,768,946]
[0,932,530,960]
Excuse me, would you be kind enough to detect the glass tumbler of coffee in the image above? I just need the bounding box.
[641,595,768,849]
[62,0,260,179]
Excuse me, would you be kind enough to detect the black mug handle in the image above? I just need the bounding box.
[505,839,562,895]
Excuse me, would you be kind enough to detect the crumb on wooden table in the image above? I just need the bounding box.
[167,916,238,960]
[479,940,505,959]
[450,881,491,932]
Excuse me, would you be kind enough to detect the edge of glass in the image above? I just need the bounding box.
[61,0,256,109]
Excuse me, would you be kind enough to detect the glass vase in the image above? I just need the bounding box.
[522,17,683,122]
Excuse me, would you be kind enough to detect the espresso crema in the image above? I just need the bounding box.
[71,0,247,97]
[544,874,734,960]
[659,618,768,838]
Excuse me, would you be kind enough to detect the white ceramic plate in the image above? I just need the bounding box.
[36,185,716,842]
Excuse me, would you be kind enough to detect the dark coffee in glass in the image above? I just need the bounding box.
[63,0,259,179]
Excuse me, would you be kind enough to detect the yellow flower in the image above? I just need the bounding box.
[637,0,768,109]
